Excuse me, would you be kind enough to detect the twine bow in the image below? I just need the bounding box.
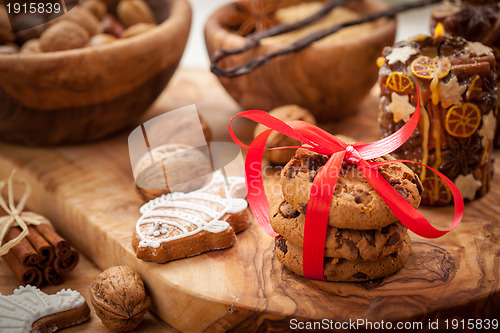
[229,86,464,280]
[0,170,50,257]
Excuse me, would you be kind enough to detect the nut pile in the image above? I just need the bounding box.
[0,0,158,54]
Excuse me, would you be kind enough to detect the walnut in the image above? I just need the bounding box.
[40,21,90,52]
[117,0,156,28]
[133,143,211,201]
[0,43,19,55]
[81,0,108,21]
[51,6,102,37]
[20,39,41,54]
[90,266,151,332]
[121,23,156,39]
[89,33,117,47]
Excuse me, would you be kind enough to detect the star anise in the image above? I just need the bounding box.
[440,136,482,179]
[223,0,282,37]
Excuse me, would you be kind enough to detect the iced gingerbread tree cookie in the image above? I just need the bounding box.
[0,285,90,332]
[132,171,250,263]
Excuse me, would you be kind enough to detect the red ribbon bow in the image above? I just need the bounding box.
[229,87,464,280]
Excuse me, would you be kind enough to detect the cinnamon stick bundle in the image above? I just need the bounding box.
[0,170,80,287]
[1,225,80,287]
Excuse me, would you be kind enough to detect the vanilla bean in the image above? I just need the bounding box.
[212,0,443,77]
[213,0,350,62]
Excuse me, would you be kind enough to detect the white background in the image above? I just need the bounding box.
[180,0,433,68]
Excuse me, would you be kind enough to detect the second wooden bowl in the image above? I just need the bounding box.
[205,0,396,122]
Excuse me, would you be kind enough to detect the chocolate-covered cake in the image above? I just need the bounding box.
[378,35,497,205]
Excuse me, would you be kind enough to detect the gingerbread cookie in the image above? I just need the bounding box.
[275,234,411,282]
[281,148,422,229]
[0,285,90,332]
[270,194,407,261]
[254,105,317,165]
[133,171,250,263]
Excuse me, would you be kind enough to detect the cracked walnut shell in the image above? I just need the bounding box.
[90,266,151,332]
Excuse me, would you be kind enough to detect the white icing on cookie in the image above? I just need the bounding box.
[137,171,248,247]
[0,285,85,333]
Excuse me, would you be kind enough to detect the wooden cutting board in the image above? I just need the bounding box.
[0,69,498,332]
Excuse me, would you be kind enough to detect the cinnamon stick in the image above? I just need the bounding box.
[26,225,55,268]
[212,0,443,77]
[452,62,493,80]
[450,55,496,67]
[54,249,79,274]
[3,227,39,266]
[44,265,64,285]
[34,223,71,259]
[1,250,43,287]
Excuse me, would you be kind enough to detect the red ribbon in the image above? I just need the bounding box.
[229,87,464,280]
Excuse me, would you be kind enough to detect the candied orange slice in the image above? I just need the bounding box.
[386,72,414,94]
[465,75,482,100]
[421,176,452,206]
[410,56,451,80]
[444,103,481,138]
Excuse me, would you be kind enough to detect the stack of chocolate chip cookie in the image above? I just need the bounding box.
[271,148,423,282]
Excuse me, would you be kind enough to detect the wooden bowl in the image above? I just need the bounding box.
[205,0,396,122]
[0,0,191,146]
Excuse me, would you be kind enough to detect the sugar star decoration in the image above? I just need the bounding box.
[454,174,481,200]
[386,46,418,65]
[465,42,493,57]
[438,76,466,108]
[389,92,415,123]
[479,111,496,147]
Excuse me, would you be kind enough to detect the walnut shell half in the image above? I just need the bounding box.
[90,266,151,332]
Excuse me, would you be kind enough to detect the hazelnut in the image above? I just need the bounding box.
[52,6,102,36]
[90,266,151,332]
[121,23,155,39]
[254,105,317,165]
[117,0,156,28]
[40,21,90,52]
[81,0,108,21]
[89,33,117,46]
[20,39,41,54]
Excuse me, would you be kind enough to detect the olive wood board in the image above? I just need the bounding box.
[0,69,498,332]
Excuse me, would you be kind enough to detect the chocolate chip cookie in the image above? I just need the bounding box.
[274,233,411,282]
[270,194,407,261]
[281,148,423,229]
